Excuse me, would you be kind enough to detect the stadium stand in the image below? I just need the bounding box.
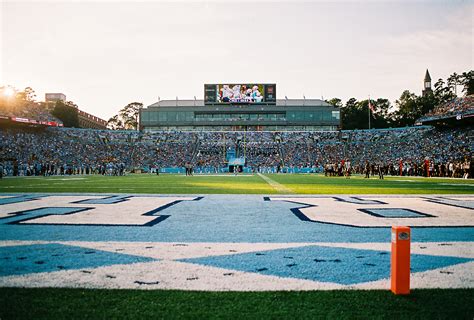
[0,126,472,178]
[0,101,62,124]
[417,95,474,124]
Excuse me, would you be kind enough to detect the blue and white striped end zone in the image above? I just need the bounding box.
[0,194,473,291]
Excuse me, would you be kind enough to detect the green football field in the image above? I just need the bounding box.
[0,173,473,194]
[1,173,473,319]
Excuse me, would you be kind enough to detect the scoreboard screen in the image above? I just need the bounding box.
[204,83,276,105]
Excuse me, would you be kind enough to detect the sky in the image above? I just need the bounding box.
[1,0,472,120]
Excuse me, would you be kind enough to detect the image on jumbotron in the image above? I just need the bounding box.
[1,1,473,319]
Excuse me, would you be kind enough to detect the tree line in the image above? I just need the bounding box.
[2,69,472,131]
[106,70,471,131]
[327,70,473,130]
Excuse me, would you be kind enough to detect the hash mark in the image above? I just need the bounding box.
[257,268,268,272]
[440,271,453,275]
[363,263,376,267]
[187,277,198,281]
[135,280,160,285]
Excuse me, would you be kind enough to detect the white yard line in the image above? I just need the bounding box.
[257,173,292,193]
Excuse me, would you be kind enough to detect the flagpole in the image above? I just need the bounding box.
[368,95,371,130]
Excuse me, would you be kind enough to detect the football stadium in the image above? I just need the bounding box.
[1,1,474,319]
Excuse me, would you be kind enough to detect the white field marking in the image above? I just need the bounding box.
[0,195,102,219]
[436,196,474,201]
[56,241,314,260]
[0,260,345,291]
[0,240,52,247]
[1,241,472,260]
[352,261,474,290]
[313,242,474,259]
[1,241,472,291]
[0,240,313,260]
[0,196,197,225]
[257,173,292,193]
[269,196,474,227]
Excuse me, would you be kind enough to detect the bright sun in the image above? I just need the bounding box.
[3,87,15,97]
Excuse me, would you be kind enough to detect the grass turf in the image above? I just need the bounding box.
[0,173,473,194]
[0,288,473,319]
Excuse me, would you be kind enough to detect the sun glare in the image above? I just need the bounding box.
[3,86,15,97]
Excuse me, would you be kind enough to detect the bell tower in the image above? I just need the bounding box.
[422,69,433,97]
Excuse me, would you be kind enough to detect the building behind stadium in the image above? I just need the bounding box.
[45,93,107,129]
[140,83,340,131]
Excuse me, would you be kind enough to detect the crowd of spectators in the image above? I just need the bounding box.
[420,95,474,121]
[0,102,61,123]
[0,126,472,178]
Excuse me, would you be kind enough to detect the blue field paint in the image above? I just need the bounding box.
[426,197,474,210]
[4,207,93,224]
[359,208,433,218]
[71,195,131,204]
[181,245,473,285]
[0,243,156,277]
[0,195,46,205]
[0,195,473,243]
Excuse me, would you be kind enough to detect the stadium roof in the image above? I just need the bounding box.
[146,99,334,108]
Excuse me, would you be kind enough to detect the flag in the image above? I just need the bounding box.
[368,99,375,112]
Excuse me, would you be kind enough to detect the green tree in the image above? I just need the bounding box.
[107,115,125,130]
[15,87,36,103]
[434,78,456,104]
[51,100,79,127]
[460,71,474,95]
[371,98,393,128]
[393,90,418,126]
[118,102,142,130]
[326,98,343,108]
[340,98,366,130]
[447,72,461,96]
